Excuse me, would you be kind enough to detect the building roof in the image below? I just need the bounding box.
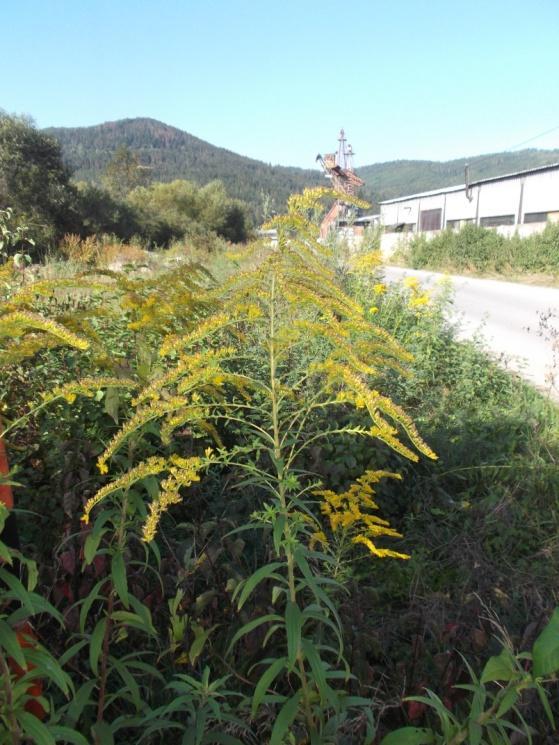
[379,161,559,205]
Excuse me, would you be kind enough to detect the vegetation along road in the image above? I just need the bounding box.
[384,266,559,398]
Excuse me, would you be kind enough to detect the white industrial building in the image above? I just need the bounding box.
[379,162,559,254]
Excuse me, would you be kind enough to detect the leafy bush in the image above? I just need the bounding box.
[401,222,559,275]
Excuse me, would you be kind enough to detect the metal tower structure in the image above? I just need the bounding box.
[316,129,364,238]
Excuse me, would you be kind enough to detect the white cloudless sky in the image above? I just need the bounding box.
[3,0,559,168]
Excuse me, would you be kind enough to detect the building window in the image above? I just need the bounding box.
[479,215,515,227]
[524,212,548,223]
[419,208,442,231]
[446,219,461,230]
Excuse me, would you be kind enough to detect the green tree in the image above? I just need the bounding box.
[0,113,80,253]
[127,179,249,243]
[102,145,151,199]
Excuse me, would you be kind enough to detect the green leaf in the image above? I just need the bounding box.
[111,551,129,609]
[111,610,156,636]
[227,613,282,653]
[380,727,436,745]
[25,647,72,696]
[301,638,332,706]
[78,578,107,633]
[0,619,27,670]
[269,691,302,745]
[233,562,283,610]
[59,639,89,667]
[19,712,55,745]
[111,657,142,711]
[535,682,556,728]
[66,679,97,726]
[84,529,107,565]
[91,720,114,745]
[285,601,302,668]
[496,686,520,718]
[481,650,517,683]
[48,726,90,745]
[533,607,559,677]
[89,617,107,676]
[0,567,34,614]
[104,387,120,423]
[251,657,287,717]
[189,624,216,665]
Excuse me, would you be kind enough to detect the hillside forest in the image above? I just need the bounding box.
[1,111,559,744]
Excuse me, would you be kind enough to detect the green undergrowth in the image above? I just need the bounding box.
[1,198,559,743]
[395,222,559,280]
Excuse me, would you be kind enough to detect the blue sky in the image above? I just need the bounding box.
[3,0,559,168]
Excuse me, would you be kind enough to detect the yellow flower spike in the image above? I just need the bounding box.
[403,276,420,290]
[373,283,387,295]
[84,456,168,523]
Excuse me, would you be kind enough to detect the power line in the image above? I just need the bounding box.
[463,122,559,174]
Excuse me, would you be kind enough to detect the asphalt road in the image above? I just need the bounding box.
[383,266,559,399]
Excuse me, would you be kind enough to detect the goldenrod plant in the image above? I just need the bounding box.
[80,187,435,742]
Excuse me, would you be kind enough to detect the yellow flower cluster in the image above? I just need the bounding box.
[0,310,90,351]
[315,470,410,560]
[373,283,387,295]
[142,455,203,542]
[402,275,430,310]
[316,360,437,462]
[348,250,382,273]
[82,456,168,524]
[159,312,233,357]
[42,377,138,406]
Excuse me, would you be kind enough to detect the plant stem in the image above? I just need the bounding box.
[95,492,128,740]
[0,649,21,745]
[268,273,315,734]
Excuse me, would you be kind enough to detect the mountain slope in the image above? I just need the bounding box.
[357,148,559,203]
[44,118,324,215]
[45,118,559,213]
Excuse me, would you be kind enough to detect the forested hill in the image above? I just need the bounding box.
[44,118,324,214]
[45,117,559,212]
[357,148,559,202]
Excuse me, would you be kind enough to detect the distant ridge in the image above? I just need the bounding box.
[45,117,559,213]
[44,118,324,216]
[356,148,559,203]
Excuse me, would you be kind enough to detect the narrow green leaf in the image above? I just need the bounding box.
[66,679,97,726]
[269,691,302,745]
[380,727,436,745]
[535,682,556,728]
[91,720,114,745]
[533,607,559,677]
[234,562,283,610]
[48,726,89,745]
[0,567,34,614]
[251,657,287,717]
[25,647,72,696]
[189,624,216,665]
[301,638,331,705]
[496,686,520,718]
[84,528,107,566]
[59,639,89,667]
[111,551,129,609]
[227,614,282,653]
[0,619,27,670]
[19,712,55,745]
[111,657,142,711]
[285,601,302,668]
[79,578,107,633]
[89,617,107,676]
